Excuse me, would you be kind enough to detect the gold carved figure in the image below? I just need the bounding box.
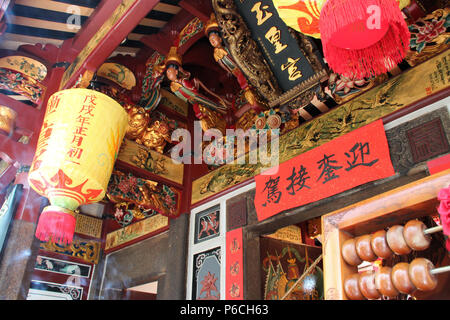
[205,13,266,131]
[124,105,150,140]
[135,120,172,154]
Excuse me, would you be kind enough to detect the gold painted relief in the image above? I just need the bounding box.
[159,88,189,117]
[40,239,101,264]
[105,214,169,251]
[117,138,184,184]
[74,213,103,238]
[0,56,47,81]
[60,0,137,89]
[97,63,136,90]
[191,50,450,204]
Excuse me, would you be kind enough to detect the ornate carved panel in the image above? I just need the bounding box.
[212,0,282,102]
[212,0,328,109]
[386,107,450,174]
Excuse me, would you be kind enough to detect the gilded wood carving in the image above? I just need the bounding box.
[40,239,101,264]
[191,50,450,204]
[212,0,282,102]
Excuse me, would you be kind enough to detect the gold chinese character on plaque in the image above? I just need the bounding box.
[281,57,303,81]
[251,2,273,26]
[265,26,287,54]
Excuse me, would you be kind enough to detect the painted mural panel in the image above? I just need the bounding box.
[28,280,83,300]
[194,205,220,244]
[191,50,450,204]
[35,255,91,278]
[192,247,221,300]
[260,237,323,300]
[105,213,169,251]
[159,88,189,118]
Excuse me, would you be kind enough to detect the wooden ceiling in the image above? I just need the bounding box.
[0,0,182,56]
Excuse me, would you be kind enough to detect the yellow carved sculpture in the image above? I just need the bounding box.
[235,108,258,132]
[197,104,226,135]
[135,120,172,154]
[124,105,150,140]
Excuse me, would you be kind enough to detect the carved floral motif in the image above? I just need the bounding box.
[406,8,450,66]
[107,171,180,218]
[0,67,44,104]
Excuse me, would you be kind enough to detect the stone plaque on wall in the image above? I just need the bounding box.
[406,118,449,163]
[386,107,450,174]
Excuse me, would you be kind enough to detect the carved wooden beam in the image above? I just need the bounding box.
[179,0,213,22]
[59,0,161,90]
[140,10,195,55]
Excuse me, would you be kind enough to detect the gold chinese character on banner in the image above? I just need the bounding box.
[265,26,287,54]
[281,57,303,81]
[251,2,273,25]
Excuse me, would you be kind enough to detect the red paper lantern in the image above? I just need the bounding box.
[319,0,410,78]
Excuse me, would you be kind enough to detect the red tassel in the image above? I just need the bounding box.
[35,206,76,245]
[320,0,410,78]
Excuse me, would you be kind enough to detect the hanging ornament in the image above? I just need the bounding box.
[319,0,411,78]
[273,0,409,39]
[28,89,128,244]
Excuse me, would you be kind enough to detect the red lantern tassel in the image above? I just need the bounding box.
[35,206,77,245]
[320,0,410,78]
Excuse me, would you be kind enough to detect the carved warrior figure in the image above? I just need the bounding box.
[164,46,228,134]
[122,62,173,154]
[205,14,266,114]
[212,0,282,102]
[139,63,165,113]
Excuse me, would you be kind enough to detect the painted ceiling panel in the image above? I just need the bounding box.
[0,0,182,103]
[0,0,181,56]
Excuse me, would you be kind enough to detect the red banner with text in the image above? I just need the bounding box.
[254,120,395,221]
[225,227,244,300]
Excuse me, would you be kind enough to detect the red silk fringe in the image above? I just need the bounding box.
[35,210,76,245]
[320,0,410,78]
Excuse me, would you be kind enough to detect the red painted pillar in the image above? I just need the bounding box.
[0,65,65,299]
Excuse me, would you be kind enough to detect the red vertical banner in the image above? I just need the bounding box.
[254,120,395,221]
[226,227,244,300]
[427,154,450,175]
